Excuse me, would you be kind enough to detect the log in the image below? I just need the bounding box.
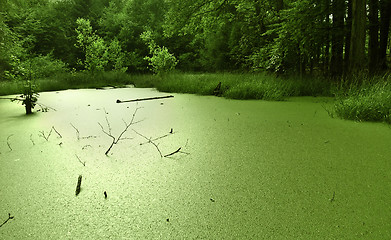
[116,95,174,103]
[75,175,82,196]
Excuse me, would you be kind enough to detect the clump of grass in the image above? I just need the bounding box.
[332,78,391,123]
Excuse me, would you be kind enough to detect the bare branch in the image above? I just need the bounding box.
[0,213,14,228]
[133,130,163,157]
[99,107,142,155]
[164,147,182,157]
[116,95,174,103]
[51,126,62,138]
[30,133,35,146]
[6,134,13,151]
[70,123,80,140]
[75,154,85,166]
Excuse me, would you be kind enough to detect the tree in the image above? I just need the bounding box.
[330,0,344,77]
[378,0,391,70]
[368,0,379,75]
[348,0,367,75]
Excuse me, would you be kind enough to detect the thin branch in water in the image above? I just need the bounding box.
[52,126,62,138]
[0,213,14,228]
[75,154,85,166]
[71,123,96,140]
[139,130,175,146]
[70,123,80,140]
[82,145,92,150]
[164,147,190,158]
[133,129,163,157]
[99,107,143,155]
[164,147,182,157]
[30,133,35,146]
[7,134,13,151]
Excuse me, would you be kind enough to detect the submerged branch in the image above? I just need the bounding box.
[133,129,163,157]
[6,134,13,151]
[0,213,14,228]
[99,107,143,155]
[116,95,174,103]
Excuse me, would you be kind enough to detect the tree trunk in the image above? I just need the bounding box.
[276,0,284,12]
[324,0,330,74]
[344,0,353,72]
[368,0,379,75]
[330,0,345,77]
[348,0,367,75]
[25,96,32,115]
[379,0,391,70]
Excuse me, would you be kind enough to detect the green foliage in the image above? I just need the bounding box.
[75,18,127,73]
[332,79,391,123]
[141,31,178,74]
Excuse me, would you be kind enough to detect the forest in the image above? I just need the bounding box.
[1,0,390,78]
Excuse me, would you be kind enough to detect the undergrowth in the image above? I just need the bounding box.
[332,76,391,124]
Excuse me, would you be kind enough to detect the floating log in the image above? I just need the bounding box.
[116,95,174,103]
[75,175,82,196]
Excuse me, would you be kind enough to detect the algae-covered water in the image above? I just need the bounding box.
[1,88,391,239]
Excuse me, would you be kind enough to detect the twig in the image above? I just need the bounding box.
[116,95,174,103]
[133,130,163,157]
[70,123,80,140]
[139,129,175,146]
[38,126,61,141]
[30,133,35,146]
[7,134,13,151]
[75,154,85,166]
[99,107,143,155]
[164,147,182,157]
[52,126,62,138]
[82,145,92,150]
[330,191,335,202]
[70,123,97,140]
[0,213,14,228]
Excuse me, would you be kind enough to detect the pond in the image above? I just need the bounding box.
[1,87,391,239]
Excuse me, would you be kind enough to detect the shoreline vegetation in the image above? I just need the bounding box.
[0,71,390,124]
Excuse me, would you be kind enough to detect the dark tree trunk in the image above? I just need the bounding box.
[348,0,367,75]
[330,0,345,77]
[379,0,391,70]
[276,0,284,12]
[344,0,353,73]
[324,0,330,74]
[25,96,32,115]
[368,0,379,75]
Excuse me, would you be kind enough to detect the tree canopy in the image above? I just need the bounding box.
[0,0,390,79]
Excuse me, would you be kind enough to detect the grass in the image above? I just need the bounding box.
[332,77,391,124]
[135,73,332,100]
[1,70,390,124]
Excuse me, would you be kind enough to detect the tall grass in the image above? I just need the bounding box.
[140,73,332,100]
[332,77,391,123]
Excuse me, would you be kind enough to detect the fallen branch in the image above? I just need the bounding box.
[133,129,163,157]
[116,95,174,103]
[164,147,190,158]
[139,128,175,146]
[30,133,35,146]
[164,147,181,157]
[6,134,13,151]
[75,154,85,166]
[70,123,80,140]
[75,175,82,196]
[0,213,14,228]
[99,108,143,155]
[39,126,62,141]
